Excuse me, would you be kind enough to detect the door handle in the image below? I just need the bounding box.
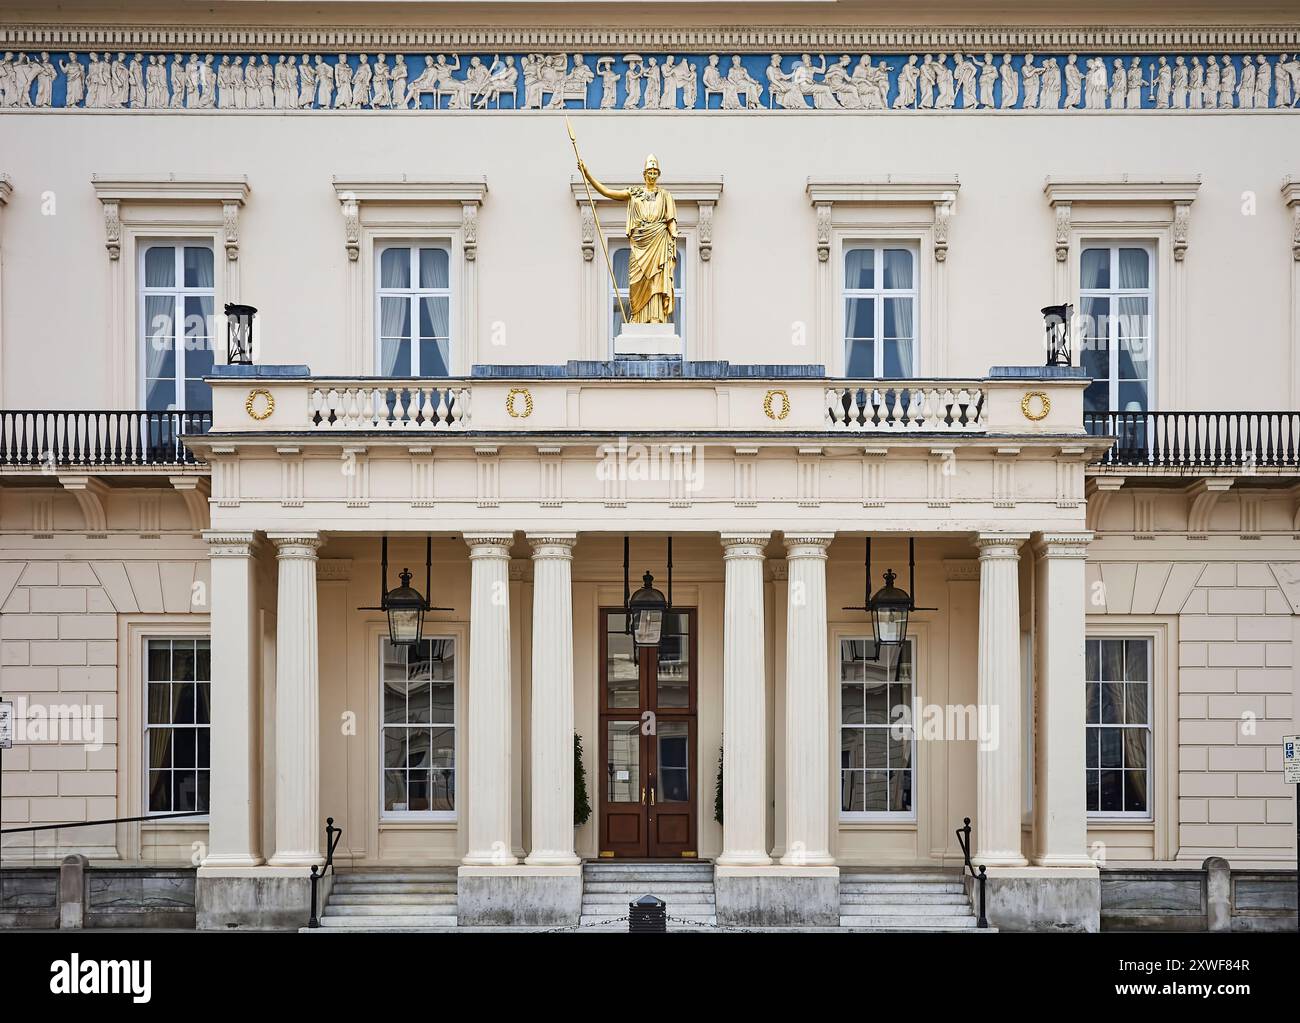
[650,781,656,806]
[641,785,646,805]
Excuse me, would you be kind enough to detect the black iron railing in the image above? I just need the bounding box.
[1085,410,1300,468]
[0,410,212,467]
[307,817,343,929]
[955,816,989,929]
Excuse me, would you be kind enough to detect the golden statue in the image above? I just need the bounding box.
[577,152,678,325]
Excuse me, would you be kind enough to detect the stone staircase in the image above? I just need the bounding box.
[579,862,717,931]
[313,868,459,931]
[838,869,987,931]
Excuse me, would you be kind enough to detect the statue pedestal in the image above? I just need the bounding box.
[613,322,683,358]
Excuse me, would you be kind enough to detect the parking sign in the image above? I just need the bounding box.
[1285,735,1300,784]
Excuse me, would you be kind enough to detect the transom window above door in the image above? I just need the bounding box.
[140,241,215,411]
[1079,244,1154,413]
[843,244,918,378]
[376,243,452,377]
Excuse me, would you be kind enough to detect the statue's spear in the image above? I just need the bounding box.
[566,116,629,325]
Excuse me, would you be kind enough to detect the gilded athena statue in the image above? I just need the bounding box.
[578,153,678,324]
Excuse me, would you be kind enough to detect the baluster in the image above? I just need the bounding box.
[824,388,838,429]
[419,388,436,428]
[450,389,465,429]
[434,388,449,430]
[847,388,863,430]
[459,387,472,427]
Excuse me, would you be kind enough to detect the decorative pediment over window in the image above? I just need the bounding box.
[1043,176,1200,262]
[92,174,249,261]
[331,176,488,261]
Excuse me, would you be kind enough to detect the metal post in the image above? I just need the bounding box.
[976,865,989,929]
[308,865,321,928]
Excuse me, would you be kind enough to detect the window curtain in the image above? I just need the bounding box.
[883,250,914,377]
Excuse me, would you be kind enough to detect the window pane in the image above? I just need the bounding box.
[380,247,411,289]
[384,770,406,812]
[881,248,913,289]
[379,338,411,377]
[1117,247,1149,289]
[841,683,864,725]
[841,729,865,768]
[1085,639,1099,681]
[605,720,640,802]
[842,769,865,812]
[144,296,177,377]
[1125,640,1149,683]
[845,248,874,289]
[887,770,911,812]
[148,640,172,681]
[419,297,450,340]
[882,338,913,378]
[1099,769,1122,812]
[863,770,889,811]
[1086,770,1099,812]
[419,247,449,289]
[1124,729,1148,770]
[883,297,914,340]
[845,297,874,339]
[1101,640,1124,680]
[182,245,214,289]
[845,339,875,378]
[419,340,451,377]
[1086,683,1099,724]
[863,728,887,769]
[1080,247,1109,289]
[864,680,888,725]
[149,770,171,811]
[612,246,630,289]
[144,246,175,288]
[1123,770,1147,813]
[1126,684,1148,726]
[147,724,172,767]
[1117,381,1148,412]
[184,296,214,342]
[1100,682,1123,724]
[379,297,411,340]
[1099,727,1123,768]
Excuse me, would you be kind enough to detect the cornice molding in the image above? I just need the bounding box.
[6,23,1300,52]
[1043,175,1202,205]
[91,173,250,204]
[807,176,960,205]
[332,176,488,204]
[569,177,723,205]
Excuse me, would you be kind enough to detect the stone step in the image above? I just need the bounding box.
[583,881,715,894]
[327,892,458,906]
[840,902,973,917]
[324,902,460,917]
[330,882,458,895]
[840,891,968,906]
[583,872,714,883]
[335,871,458,882]
[840,914,978,929]
[582,891,715,905]
[584,863,713,872]
[582,903,717,917]
[839,882,967,894]
[320,914,458,928]
[838,871,963,882]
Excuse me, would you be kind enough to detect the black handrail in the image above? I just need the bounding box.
[955,816,989,929]
[1085,410,1300,468]
[0,409,212,467]
[307,817,343,929]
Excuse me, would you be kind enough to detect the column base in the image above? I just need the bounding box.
[200,853,265,869]
[456,864,582,927]
[461,852,520,867]
[266,852,324,869]
[523,851,581,867]
[715,865,839,927]
[976,865,1100,933]
[778,851,835,867]
[715,852,773,867]
[974,852,1029,868]
[196,866,324,931]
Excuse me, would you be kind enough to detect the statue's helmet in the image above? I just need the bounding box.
[644,153,660,172]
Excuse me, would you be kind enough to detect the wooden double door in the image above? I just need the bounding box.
[598,608,698,859]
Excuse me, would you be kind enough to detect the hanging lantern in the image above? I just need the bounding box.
[628,571,669,648]
[358,536,452,647]
[870,568,912,650]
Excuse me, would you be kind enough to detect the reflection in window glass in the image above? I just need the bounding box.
[840,639,913,816]
[146,637,211,813]
[382,637,456,815]
[1085,637,1151,816]
[843,244,917,379]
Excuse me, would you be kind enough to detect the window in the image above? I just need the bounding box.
[376,243,451,377]
[1085,637,1151,818]
[843,244,918,378]
[382,637,456,818]
[840,638,915,819]
[145,637,211,814]
[610,240,685,345]
[1080,244,1154,413]
[140,242,215,410]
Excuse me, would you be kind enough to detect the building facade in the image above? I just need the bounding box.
[0,0,1297,932]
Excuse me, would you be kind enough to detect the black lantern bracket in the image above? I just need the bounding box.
[623,535,673,649]
[842,536,936,669]
[357,536,454,646]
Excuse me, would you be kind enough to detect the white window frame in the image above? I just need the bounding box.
[607,236,687,356]
[838,635,918,823]
[143,634,212,819]
[379,634,458,822]
[841,241,921,379]
[1085,634,1154,822]
[1078,240,1157,413]
[137,238,217,411]
[374,241,454,378]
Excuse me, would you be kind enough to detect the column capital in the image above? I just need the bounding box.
[973,532,1030,559]
[525,533,578,555]
[203,530,257,556]
[266,532,323,557]
[1033,531,1093,560]
[784,533,834,555]
[721,532,770,558]
[464,532,515,557]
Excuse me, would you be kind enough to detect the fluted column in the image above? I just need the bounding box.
[266,532,323,867]
[1033,532,1095,866]
[716,533,771,867]
[973,533,1029,867]
[782,534,835,866]
[524,534,580,866]
[202,531,262,867]
[462,533,518,866]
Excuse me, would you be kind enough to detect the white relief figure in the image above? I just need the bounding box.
[168,53,184,107]
[702,54,726,107]
[918,53,936,109]
[1171,56,1188,108]
[1219,55,1235,109]
[659,54,680,108]
[371,54,391,108]
[766,54,804,109]
[1238,55,1256,109]
[126,52,144,108]
[728,54,762,109]
[683,59,698,108]
[998,53,1017,108]
[243,54,260,109]
[199,55,216,108]
[145,54,166,108]
[1063,54,1082,108]
[622,56,642,109]
[298,53,315,108]
[824,55,861,108]
[334,53,353,109]
[893,54,919,108]
[390,55,407,109]
[1153,56,1171,108]
[1285,54,1300,106]
[1108,58,1127,109]
[642,56,661,108]
[1022,53,1043,109]
[35,52,56,107]
[976,52,998,108]
[1277,54,1293,107]
[217,56,234,108]
[13,54,35,107]
[352,54,372,108]
[793,53,839,109]
[934,53,955,109]
[1083,58,1104,109]
[91,52,114,108]
[315,54,334,108]
[478,54,517,108]
[521,53,546,108]
[1204,55,1220,109]
[183,53,201,108]
[274,55,293,109]
[1189,56,1204,109]
[0,54,17,107]
[229,56,245,108]
[1039,56,1061,109]
[257,55,274,108]
[453,56,488,108]
[1254,54,1271,108]
[598,56,619,109]
[953,52,977,108]
[553,53,593,109]
[61,52,85,107]
[83,52,99,107]
[109,52,130,108]
[1126,57,1145,109]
